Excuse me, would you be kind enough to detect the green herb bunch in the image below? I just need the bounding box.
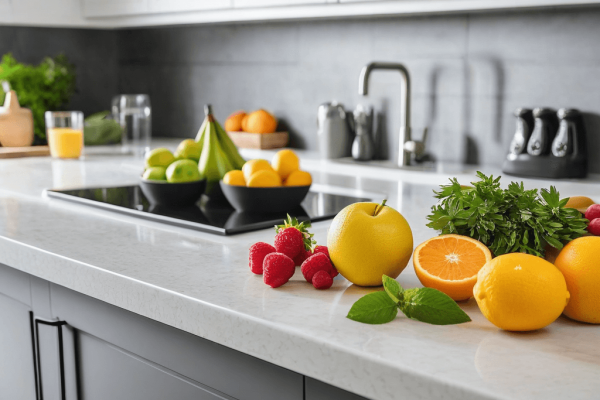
[0,53,76,143]
[426,172,588,257]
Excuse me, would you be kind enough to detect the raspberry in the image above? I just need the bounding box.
[313,245,329,259]
[249,242,276,275]
[274,227,304,259]
[263,253,295,288]
[301,253,333,283]
[585,204,600,222]
[293,248,312,267]
[312,270,333,290]
[330,266,339,278]
[588,218,600,236]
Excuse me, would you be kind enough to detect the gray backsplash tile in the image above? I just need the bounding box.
[2,7,600,174]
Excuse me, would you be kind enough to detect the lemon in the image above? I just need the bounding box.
[327,202,413,287]
[474,253,569,331]
[242,159,273,183]
[284,170,312,187]
[564,196,595,214]
[166,159,202,183]
[272,149,299,180]
[145,148,175,168]
[247,170,282,187]
[554,236,600,323]
[175,139,202,162]
[143,166,167,181]
[223,170,246,186]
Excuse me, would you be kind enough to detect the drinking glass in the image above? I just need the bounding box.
[45,111,84,159]
[112,94,152,157]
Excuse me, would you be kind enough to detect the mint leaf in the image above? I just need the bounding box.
[400,288,471,325]
[382,275,403,304]
[346,291,398,324]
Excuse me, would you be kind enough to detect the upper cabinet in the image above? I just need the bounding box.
[4,0,600,28]
[233,0,328,7]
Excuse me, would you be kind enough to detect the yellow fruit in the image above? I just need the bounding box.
[145,148,175,168]
[243,109,277,134]
[241,114,249,132]
[413,234,492,301]
[272,149,300,180]
[284,170,312,187]
[166,159,202,183]
[474,253,569,331]
[564,196,595,214]
[327,202,413,287]
[174,139,202,162]
[242,159,273,183]
[223,170,246,186]
[224,111,247,132]
[554,236,600,323]
[247,169,282,187]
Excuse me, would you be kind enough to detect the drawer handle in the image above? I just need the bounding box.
[31,312,68,400]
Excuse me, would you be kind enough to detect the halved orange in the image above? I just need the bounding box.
[413,234,492,301]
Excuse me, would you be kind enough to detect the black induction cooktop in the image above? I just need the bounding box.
[47,185,370,235]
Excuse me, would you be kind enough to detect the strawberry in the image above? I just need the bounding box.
[312,270,333,290]
[330,266,339,278]
[274,227,304,259]
[274,215,317,259]
[263,253,295,288]
[585,204,600,222]
[301,253,333,283]
[293,248,313,267]
[249,242,276,275]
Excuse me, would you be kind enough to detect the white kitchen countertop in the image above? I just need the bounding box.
[0,140,599,400]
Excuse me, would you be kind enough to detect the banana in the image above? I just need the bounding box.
[214,120,246,169]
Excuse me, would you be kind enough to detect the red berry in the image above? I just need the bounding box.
[274,227,304,259]
[249,242,276,275]
[312,270,333,290]
[588,218,600,236]
[301,253,333,283]
[263,253,295,288]
[330,266,339,278]
[313,245,329,259]
[293,248,312,267]
[585,204,600,222]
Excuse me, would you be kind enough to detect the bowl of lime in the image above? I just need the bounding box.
[140,149,205,207]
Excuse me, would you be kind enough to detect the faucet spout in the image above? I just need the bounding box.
[358,62,412,166]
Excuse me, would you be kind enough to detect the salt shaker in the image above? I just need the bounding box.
[351,104,374,161]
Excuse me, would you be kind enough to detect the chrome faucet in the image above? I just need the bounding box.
[358,62,425,167]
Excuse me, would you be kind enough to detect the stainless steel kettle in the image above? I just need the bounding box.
[317,102,352,159]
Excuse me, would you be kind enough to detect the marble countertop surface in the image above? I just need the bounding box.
[0,140,599,400]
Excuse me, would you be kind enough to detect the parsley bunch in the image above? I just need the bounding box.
[426,172,588,257]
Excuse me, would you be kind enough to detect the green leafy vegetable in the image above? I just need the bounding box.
[426,172,588,257]
[347,275,471,326]
[84,111,122,146]
[0,53,76,143]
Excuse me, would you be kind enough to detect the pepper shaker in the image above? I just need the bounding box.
[509,108,534,156]
[552,108,584,158]
[351,104,374,161]
[527,108,558,156]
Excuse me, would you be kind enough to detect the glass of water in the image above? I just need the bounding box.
[112,94,151,157]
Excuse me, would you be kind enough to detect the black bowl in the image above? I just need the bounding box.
[220,181,311,213]
[139,178,206,207]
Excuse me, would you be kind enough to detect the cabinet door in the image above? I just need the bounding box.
[0,296,36,400]
[233,0,327,7]
[82,0,148,17]
[305,377,368,400]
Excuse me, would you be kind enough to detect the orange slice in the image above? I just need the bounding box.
[414,234,492,301]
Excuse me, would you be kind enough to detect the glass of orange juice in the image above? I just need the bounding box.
[45,111,84,159]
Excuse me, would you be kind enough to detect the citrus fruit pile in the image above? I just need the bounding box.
[225,109,277,134]
[143,146,202,183]
[223,149,312,188]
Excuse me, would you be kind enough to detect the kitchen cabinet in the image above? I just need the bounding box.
[0,263,365,399]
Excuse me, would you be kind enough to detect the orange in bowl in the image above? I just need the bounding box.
[224,111,247,132]
[414,234,492,301]
[247,170,282,187]
[243,109,277,134]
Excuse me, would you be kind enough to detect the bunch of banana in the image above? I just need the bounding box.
[196,104,246,197]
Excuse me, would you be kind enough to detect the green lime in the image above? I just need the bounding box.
[145,148,175,168]
[142,166,167,181]
[166,159,202,183]
[175,139,202,162]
